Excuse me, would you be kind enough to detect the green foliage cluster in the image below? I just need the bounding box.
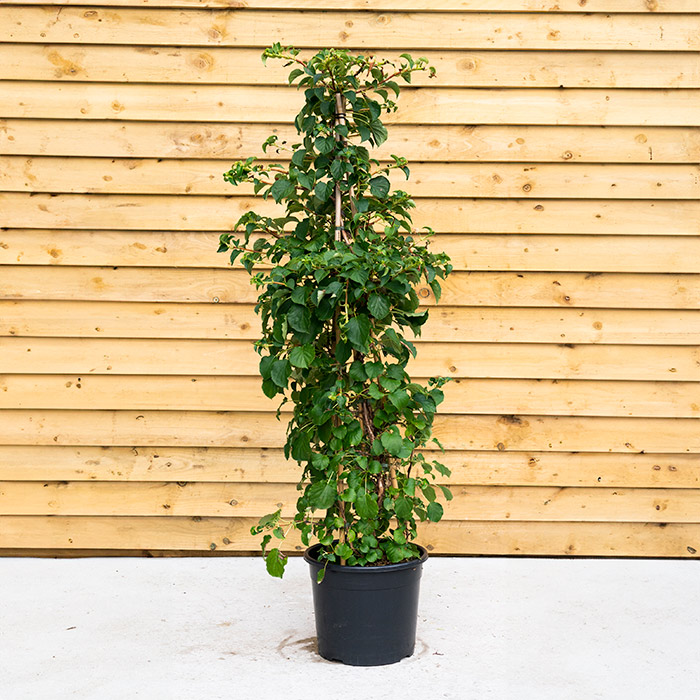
[218,44,453,580]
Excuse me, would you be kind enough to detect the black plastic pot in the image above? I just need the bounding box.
[304,543,428,666]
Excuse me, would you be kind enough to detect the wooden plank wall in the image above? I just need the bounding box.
[1,1,699,557]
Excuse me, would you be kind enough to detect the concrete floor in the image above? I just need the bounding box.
[2,556,698,700]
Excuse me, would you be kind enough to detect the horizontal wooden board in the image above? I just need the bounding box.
[2,194,698,234]
[2,338,698,381]
[437,234,700,273]
[4,157,699,200]
[9,1,698,12]
[0,516,697,557]
[3,301,699,344]
[3,120,697,163]
[1,445,697,488]
[0,410,699,453]
[3,266,698,309]
[3,83,699,126]
[3,480,700,522]
[2,374,699,418]
[4,45,698,88]
[3,9,699,51]
[4,231,700,273]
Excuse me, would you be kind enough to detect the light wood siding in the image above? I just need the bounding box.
[1,2,699,558]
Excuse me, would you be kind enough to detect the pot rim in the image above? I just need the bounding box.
[303,542,428,573]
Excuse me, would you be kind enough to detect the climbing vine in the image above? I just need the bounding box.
[219,45,453,579]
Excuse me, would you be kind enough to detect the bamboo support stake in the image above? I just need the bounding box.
[334,92,352,245]
[334,91,347,563]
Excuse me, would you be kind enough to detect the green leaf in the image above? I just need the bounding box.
[384,541,408,563]
[334,339,352,363]
[269,178,294,203]
[422,484,437,502]
[346,314,370,353]
[368,383,384,400]
[433,461,452,477]
[379,376,400,392]
[355,491,379,519]
[348,360,367,381]
[335,542,353,560]
[315,136,335,154]
[316,567,327,584]
[330,159,344,180]
[270,359,290,388]
[394,497,412,520]
[265,548,287,578]
[297,171,313,190]
[347,420,363,445]
[438,484,454,501]
[367,293,391,319]
[261,378,278,399]
[393,529,406,545]
[405,477,416,497]
[369,175,390,199]
[346,268,369,285]
[365,361,383,378]
[369,120,388,146]
[291,148,307,167]
[289,344,315,368]
[259,355,275,380]
[314,181,333,202]
[308,482,336,510]
[388,389,410,411]
[311,453,330,470]
[380,427,404,456]
[290,286,307,304]
[287,304,311,333]
[256,509,281,530]
[427,502,444,522]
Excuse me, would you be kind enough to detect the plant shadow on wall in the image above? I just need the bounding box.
[218,44,453,665]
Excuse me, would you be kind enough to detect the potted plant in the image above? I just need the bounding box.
[218,44,453,666]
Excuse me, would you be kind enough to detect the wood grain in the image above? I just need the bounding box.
[2,374,699,417]
[4,45,698,88]
[3,9,698,50]
[3,480,700,522]
[3,301,700,344]
[7,1,698,12]
[3,337,699,381]
[2,193,698,234]
[0,410,699,452]
[0,517,697,557]
[4,231,700,273]
[3,266,699,309]
[3,121,697,163]
[4,157,699,199]
[3,82,699,125]
[1,445,698,487]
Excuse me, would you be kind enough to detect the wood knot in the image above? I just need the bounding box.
[192,52,214,71]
